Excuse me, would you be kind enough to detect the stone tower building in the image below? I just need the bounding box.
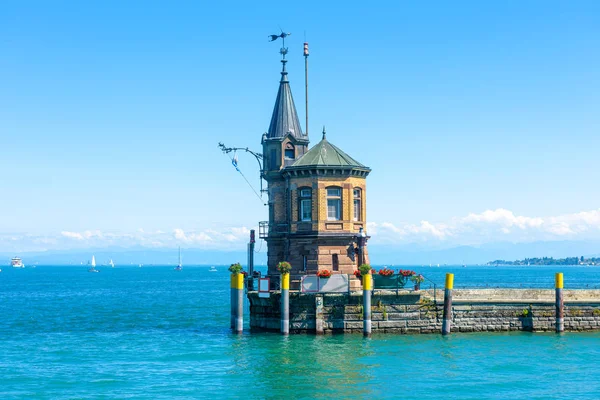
[261,51,371,276]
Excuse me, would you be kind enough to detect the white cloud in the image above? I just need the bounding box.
[368,208,600,245]
[173,228,213,243]
[3,208,600,253]
[61,231,84,240]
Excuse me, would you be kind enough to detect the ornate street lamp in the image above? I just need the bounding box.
[356,227,367,266]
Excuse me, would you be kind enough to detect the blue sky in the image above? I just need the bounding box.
[1,1,599,252]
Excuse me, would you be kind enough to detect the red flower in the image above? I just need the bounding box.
[317,269,332,278]
[353,270,362,278]
[378,268,394,276]
[398,269,415,277]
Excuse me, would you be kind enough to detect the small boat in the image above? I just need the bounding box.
[88,255,99,273]
[209,266,217,272]
[138,263,143,268]
[11,257,25,268]
[174,247,182,271]
[109,259,115,268]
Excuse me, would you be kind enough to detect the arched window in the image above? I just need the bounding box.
[298,188,312,222]
[353,188,362,221]
[326,186,342,221]
[284,143,295,160]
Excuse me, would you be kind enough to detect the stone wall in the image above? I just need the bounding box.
[248,289,600,334]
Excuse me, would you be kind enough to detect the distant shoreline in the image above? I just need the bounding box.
[487,256,599,266]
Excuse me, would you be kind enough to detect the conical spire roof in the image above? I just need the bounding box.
[267,61,305,140]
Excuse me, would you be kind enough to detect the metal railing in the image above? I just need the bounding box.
[246,272,438,301]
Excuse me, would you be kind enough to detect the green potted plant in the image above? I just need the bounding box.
[410,273,425,290]
[277,261,292,274]
[357,264,373,289]
[358,264,373,276]
[228,262,243,274]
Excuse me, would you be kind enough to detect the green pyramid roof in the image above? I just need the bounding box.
[288,129,369,170]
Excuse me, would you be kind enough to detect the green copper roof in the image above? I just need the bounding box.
[288,128,369,169]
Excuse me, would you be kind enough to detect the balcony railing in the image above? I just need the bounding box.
[258,221,289,238]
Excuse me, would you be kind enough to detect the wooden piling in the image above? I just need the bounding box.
[442,273,454,336]
[363,273,372,337]
[556,272,564,333]
[281,273,290,335]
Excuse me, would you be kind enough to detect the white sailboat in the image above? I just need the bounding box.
[88,255,99,273]
[109,259,115,268]
[175,247,182,271]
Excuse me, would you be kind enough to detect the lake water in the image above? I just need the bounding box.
[2,265,600,399]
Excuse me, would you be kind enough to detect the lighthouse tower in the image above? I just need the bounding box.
[260,42,371,277]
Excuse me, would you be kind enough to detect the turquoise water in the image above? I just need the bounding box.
[2,266,600,399]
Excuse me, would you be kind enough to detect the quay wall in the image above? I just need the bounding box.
[248,289,600,334]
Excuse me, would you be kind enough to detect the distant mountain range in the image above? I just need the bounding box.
[1,240,598,266]
[367,240,600,265]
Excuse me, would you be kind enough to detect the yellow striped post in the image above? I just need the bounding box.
[281,273,290,335]
[555,272,564,333]
[442,273,454,335]
[362,274,372,337]
[233,273,244,333]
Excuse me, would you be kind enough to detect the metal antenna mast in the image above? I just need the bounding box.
[304,40,309,136]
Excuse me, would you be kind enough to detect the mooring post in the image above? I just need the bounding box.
[281,273,290,335]
[230,274,236,329]
[234,273,244,333]
[442,273,454,336]
[363,273,372,337]
[556,272,564,333]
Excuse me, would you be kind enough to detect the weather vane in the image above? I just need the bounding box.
[269,30,291,59]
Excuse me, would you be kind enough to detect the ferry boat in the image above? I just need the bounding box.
[11,257,25,268]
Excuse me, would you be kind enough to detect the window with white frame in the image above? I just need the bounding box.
[327,187,341,221]
[299,188,312,222]
[353,188,361,221]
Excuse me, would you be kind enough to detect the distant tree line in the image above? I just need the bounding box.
[487,256,600,266]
